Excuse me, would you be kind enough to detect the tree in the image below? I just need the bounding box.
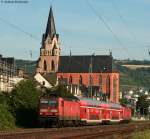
[0,104,15,130]
[0,92,15,130]
[10,79,40,127]
[120,98,129,106]
[136,95,150,116]
[43,84,78,100]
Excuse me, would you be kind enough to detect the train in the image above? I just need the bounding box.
[38,96,131,127]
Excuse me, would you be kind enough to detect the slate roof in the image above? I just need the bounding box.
[58,55,114,73]
[42,73,57,85]
[44,6,56,40]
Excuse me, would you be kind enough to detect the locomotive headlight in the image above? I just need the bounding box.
[50,109,58,112]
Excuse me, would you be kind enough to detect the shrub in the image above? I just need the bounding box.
[10,79,40,127]
[0,104,15,130]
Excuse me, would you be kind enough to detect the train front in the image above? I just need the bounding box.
[39,97,59,127]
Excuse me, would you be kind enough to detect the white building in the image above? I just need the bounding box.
[34,73,58,89]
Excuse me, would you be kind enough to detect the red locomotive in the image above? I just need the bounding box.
[39,96,131,127]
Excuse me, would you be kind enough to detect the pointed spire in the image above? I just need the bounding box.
[45,6,56,40]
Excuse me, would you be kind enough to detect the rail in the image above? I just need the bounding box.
[0,121,149,139]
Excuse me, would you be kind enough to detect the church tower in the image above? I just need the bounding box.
[36,7,60,74]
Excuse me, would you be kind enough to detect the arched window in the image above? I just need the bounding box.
[89,75,93,97]
[69,76,73,84]
[52,48,55,56]
[52,44,57,56]
[51,60,55,71]
[43,60,47,71]
[106,75,110,98]
[99,75,102,91]
[79,75,83,85]
[113,76,117,102]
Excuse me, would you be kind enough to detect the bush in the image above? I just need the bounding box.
[0,104,15,130]
[10,79,40,127]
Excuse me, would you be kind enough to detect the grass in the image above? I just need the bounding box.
[132,130,150,139]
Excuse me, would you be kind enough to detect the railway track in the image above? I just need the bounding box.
[0,121,150,139]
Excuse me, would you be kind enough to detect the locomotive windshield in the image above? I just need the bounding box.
[40,98,58,108]
[48,100,58,106]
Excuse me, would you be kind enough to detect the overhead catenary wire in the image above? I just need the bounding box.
[111,0,150,57]
[111,0,137,41]
[0,16,40,41]
[85,0,134,60]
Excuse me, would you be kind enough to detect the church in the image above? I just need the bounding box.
[36,7,120,103]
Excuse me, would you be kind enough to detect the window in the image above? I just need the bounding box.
[106,75,110,98]
[52,48,55,56]
[42,81,45,85]
[51,60,55,71]
[79,75,83,85]
[69,76,73,84]
[48,100,58,107]
[113,76,117,102]
[43,60,47,71]
[99,75,102,91]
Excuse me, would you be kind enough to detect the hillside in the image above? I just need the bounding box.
[15,59,37,75]
[115,63,150,90]
[15,59,150,91]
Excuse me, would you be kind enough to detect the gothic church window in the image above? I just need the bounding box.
[52,48,55,56]
[52,44,57,56]
[69,76,73,84]
[79,75,83,85]
[44,60,47,71]
[113,76,117,102]
[51,60,55,71]
[106,75,110,99]
[99,75,102,91]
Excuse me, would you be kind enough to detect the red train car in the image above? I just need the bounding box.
[79,97,127,124]
[38,97,131,127]
[39,96,80,127]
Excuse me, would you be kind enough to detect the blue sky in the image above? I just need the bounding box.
[0,0,150,60]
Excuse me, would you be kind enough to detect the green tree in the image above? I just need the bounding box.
[136,95,150,116]
[120,98,129,106]
[10,79,40,127]
[0,104,15,130]
[44,84,78,100]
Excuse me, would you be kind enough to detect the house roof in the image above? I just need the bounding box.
[42,73,57,85]
[58,55,114,73]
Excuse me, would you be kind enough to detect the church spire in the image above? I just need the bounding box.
[45,6,56,40]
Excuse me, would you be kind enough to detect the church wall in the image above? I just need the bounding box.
[57,72,119,103]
